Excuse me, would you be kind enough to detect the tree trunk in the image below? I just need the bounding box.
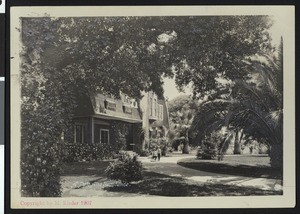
[182,130,190,154]
[270,143,283,169]
[233,130,241,154]
[182,142,190,154]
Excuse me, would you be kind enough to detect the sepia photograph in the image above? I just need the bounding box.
[10,6,295,209]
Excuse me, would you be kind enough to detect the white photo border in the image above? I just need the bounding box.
[10,5,295,209]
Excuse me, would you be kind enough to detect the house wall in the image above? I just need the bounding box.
[72,91,171,153]
[150,99,170,129]
[140,91,170,150]
[71,117,143,152]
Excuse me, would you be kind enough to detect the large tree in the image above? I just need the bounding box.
[189,39,283,169]
[154,16,274,98]
[20,15,277,196]
[167,95,198,153]
[20,17,174,196]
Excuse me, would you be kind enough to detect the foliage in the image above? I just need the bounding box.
[139,149,151,157]
[171,138,187,151]
[61,143,116,163]
[110,121,129,151]
[164,16,274,98]
[19,15,277,196]
[148,137,169,152]
[196,141,218,160]
[190,39,283,168]
[105,152,143,184]
[167,104,195,154]
[148,138,159,151]
[20,17,172,196]
[167,95,198,113]
[196,131,225,160]
[258,143,269,154]
[21,138,62,197]
[157,137,170,156]
[20,18,74,197]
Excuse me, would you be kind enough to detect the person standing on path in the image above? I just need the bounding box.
[152,149,158,161]
[157,147,161,161]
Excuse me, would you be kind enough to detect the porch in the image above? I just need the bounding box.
[72,115,143,153]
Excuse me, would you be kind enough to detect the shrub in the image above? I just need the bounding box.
[61,143,116,163]
[148,137,171,156]
[21,139,62,197]
[196,141,218,160]
[258,143,269,154]
[196,132,223,160]
[110,121,129,151]
[149,138,159,151]
[139,149,151,157]
[197,132,221,160]
[105,152,143,184]
[159,137,170,156]
[172,138,187,151]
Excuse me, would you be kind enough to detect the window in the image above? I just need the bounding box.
[123,105,132,114]
[154,99,157,117]
[158,104,164,120]
[131,100,137,108]
[74,125,85,143]
[122,95,131,104]
[104,100,116,111]
[100,129,109,144]
[150,97,153,115]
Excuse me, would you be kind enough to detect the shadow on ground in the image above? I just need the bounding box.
[177,159,282,179]
[104,170,282,196]
[61,160,111,176]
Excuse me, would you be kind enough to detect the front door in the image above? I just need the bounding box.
[125,124,134,151]
[94,124,110,144]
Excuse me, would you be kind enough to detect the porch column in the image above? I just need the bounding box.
[90,117,94,144]
[141,93,149,150]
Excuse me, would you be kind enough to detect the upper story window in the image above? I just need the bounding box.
[149,93,159,117]
[131,100,138,108]
[123,95,131,104]
[153,99,157,117]
[158,104,163,120]
[123,105,132,114]
[150,97,153,116]
[104,99,116,111]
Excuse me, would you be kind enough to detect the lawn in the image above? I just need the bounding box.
[104,170,282,196]
[177,155,282,179]
[60,156,282,197]
[61,160,111,176]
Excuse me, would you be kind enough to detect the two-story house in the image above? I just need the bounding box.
[140,91,170,150]
[69,91,169,153]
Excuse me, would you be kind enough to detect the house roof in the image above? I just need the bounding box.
[74,92,142,123]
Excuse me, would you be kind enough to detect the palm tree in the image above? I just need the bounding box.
[190,39,283,168]
[168,105,195,154]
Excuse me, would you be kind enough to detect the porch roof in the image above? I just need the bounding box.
[74,113,142,124]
